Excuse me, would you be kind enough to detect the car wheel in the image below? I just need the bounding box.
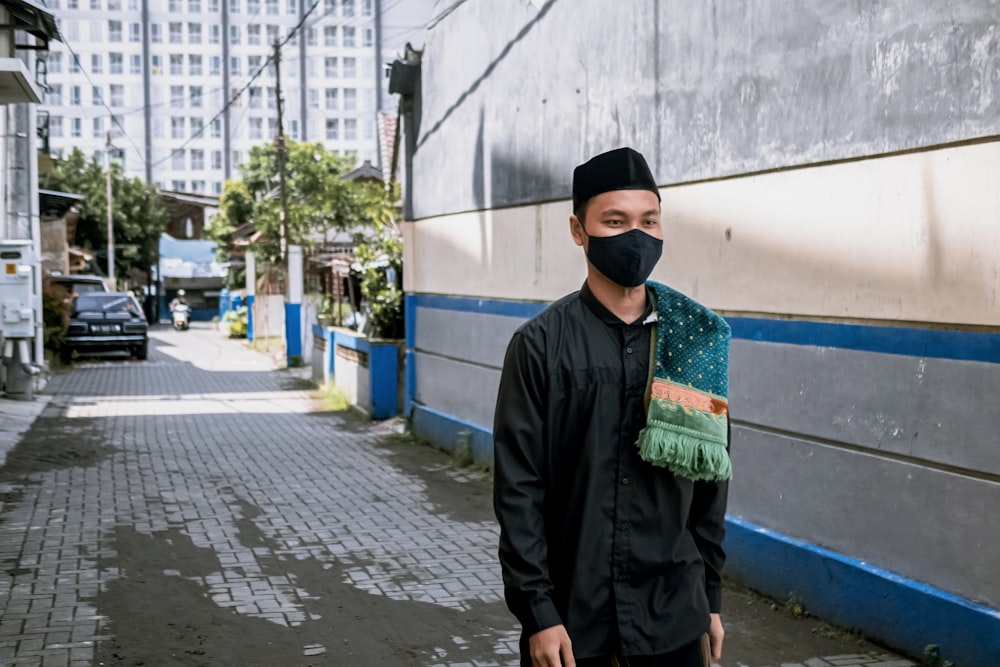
[134,341,148,361]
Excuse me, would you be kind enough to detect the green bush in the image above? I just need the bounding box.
[42,281,71,350]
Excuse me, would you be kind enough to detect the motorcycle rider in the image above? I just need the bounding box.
[169,289,188,313]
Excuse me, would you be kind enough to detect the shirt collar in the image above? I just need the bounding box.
[580,281,656,327]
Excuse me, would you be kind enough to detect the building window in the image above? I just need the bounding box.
[91,54,103,74]
[128,0,139,9]
[130,54,142,74]
[343,87,356,111]
[267,118,277,134]
[323,26,336,47]
[191,180,205,193]
[47,84,63,105]
[363,27,372,47]
[91,0,101,9]
[92,117,103,138]
[324,88,337,109]
[363,118,374,140]
[230,25,241,45]
[171,117,185,139]
[230,0,240,13]
[70,55,81,74]
[71,118,82,137]
[232,150,241,166]
[169,0,182,11]
[212,182,222,195]
[152,54,162,74]
[209,25,220,44]
[108,0,121,8]
[185,55,200,76]
[211,150,222,169]
[171,85,184,108]
[190,86,203,107]
[265,0,277,14]
[266,86,276,109]
[211,119,222,138]
[323,0,334,15]
[289,119,298,140]
[172,150,185,170]
[344,117,356,140]
[307,27,317,46]
[170,54,183,75]
[172,179,186,191]
[151,23,162,42]
[247,0,259,13]
[249,117,263,139]
[209,56,221,75]
[129,22,141,42]
[189,23,202,44]
[92,85,103,105]
[361,0,371,16]
[108,20,122,42]
[48,52,63,74]
[170,22,183,43]
[343,57,355,78]
[341,0,353,18]
[230,57,242,77]
[266,24,278,42]
[109,84,124,106]
[308,88,318,108]
[190,117,204,135]
[342,26,354,48]
[209,0,219,10]
[68,0,79,8]
[325,118,338,140]
[191,149,204,170]
[248,87,261,108]
[189,0,201,11]
[110,53,123,74]
[324,57,337,77]
[51,116,63,138]
[70,85,81,105]
[286,0,295,15]
[248,55,262,71]
[247,24,260,45]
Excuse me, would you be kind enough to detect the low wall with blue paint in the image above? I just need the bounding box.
[332,328,403,420]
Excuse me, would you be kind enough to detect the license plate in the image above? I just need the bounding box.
[91,324,120,333]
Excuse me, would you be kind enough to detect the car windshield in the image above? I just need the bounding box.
[75,294,142,315]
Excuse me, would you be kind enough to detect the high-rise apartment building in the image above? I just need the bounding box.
[40,0,381,195]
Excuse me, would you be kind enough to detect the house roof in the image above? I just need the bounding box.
[377,112,398,179]
[344,159,383,183]
[39,189,84,217]
[0,0,61,45]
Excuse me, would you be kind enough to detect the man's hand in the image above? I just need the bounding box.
[708,613,724,661]
[529,625,575,667]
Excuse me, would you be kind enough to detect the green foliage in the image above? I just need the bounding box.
[209,140,375,268]
[355,181,404,339]
[42,147,168,282]
[41,281,71,350]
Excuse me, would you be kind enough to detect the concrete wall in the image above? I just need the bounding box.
[402,2,1000,664]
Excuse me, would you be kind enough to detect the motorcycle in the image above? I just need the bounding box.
[171,303,190,331]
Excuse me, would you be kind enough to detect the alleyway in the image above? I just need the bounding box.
[0,324,915,666]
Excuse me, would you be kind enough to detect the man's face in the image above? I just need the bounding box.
[570,189,663,250]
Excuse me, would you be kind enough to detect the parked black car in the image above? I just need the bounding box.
[61,292,149,363]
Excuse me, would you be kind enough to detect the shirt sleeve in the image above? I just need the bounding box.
[687,419,731,614]
[492,329,563,636]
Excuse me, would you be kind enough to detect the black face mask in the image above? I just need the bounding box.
[585,228,663,287]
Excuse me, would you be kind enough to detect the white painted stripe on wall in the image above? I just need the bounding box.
[404,141,1000,326]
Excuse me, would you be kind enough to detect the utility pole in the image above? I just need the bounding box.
[105,130,115,290]
[273,39,290,269]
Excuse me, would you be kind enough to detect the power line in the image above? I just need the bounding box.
[151,0,323,167]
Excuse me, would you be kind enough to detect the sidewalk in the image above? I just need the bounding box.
[0,325,920,666]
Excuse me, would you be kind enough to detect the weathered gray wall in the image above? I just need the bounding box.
[414,0,1000,218]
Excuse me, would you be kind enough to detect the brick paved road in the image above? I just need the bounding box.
[0,324,917,667]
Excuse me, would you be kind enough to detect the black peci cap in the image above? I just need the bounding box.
[572,147,661,211]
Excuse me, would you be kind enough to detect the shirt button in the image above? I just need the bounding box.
[626,347,633,354]
[617,521,628,530]
[621,477,629,485]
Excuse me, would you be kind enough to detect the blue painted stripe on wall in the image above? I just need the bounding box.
[411,404,495,465]
[726,516,1000,667]
[727,317,1000,364]
[411,293,1000,363]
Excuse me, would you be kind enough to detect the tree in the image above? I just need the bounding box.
[42,147,168,284]
[209,139,376,267]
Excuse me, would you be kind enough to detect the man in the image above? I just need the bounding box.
[169,289,187,312]
[493,147,732,667]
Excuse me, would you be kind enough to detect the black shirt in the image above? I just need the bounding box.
[493,283,728,661]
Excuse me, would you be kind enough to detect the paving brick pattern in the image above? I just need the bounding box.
[0,327,917,667]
